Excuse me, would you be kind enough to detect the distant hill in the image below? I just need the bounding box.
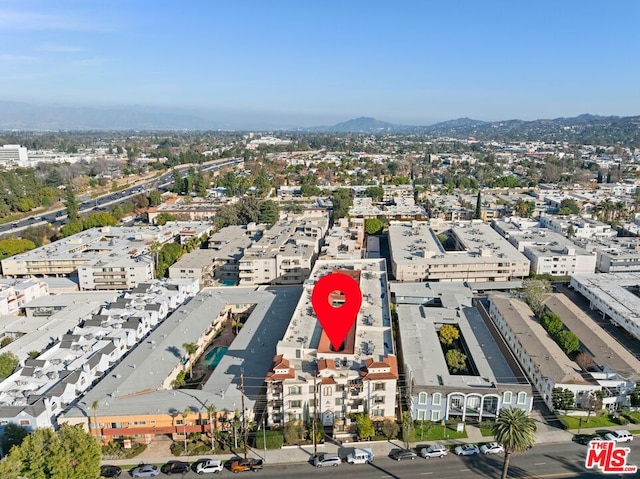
[0,101,638,145]
[306,116,410,133]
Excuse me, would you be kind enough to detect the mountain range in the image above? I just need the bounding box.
[0,101,638,144]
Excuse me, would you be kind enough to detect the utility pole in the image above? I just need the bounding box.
[313,371,318,456]
[241,373,247,459]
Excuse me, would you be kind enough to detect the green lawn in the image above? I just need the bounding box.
[559,414,618,429]
[479,426,494,437]
[410,423,468,441]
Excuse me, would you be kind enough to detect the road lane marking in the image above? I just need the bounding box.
[421,473,433,475]
[459,469,470,472]
[534,462,546,465]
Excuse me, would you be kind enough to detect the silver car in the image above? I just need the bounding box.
[454,444,480,456]
[420,444,448,459]
[130,464,160,477]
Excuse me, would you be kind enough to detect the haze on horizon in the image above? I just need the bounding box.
[1,0,639,128]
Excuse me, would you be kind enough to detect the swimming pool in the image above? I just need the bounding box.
[204,345,228,370]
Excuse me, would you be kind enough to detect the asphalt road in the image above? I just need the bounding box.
[0,158,243,237]
[116,443,640,478]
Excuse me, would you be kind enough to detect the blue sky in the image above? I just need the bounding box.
[1,0,639,126]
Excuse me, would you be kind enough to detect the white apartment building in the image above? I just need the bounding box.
[570,273,640,341]
[1,223,213,290]
[320,217,365,260]
[393,282,533,423]
[539,215,616,240]
[596,239,640,273]
[0,145,28,167]
[0,279,49,316]
[265,259,397,440]
[238,213,329,285]
[388,220,530,283]
[488,295,598,411]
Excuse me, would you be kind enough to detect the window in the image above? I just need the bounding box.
[335,411,345,419]
[175,419,184,425]
[517,392,527,405]
[289,400,301,408]
[335,398,343,405]
[20,420,30,426]
[431,411,440,421]
[309,385,315,394]
[289,386,301,395]
[432,393,441,406]
[417,410,425,420]
[336,384,345,392]
[374,382,385,391]
[372,409,384,417]
[503,392,512,404]
[323,387,332,396]
[373,396,384,404]
[418,392,427,405]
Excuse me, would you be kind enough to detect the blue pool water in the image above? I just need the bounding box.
[204,346,228,370]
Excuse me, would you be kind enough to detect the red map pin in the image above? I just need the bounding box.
[311,272,362,350]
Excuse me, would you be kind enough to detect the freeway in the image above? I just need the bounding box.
[114,443,639,478]
[0,158,243,237]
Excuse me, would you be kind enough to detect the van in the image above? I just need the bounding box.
[605,430,633,443]
[313,453,341,468]
[346,448,374,464]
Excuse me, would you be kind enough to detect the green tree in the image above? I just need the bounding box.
[300,184,322,197]
[82,212,118,229]
[156,242,183,277]
[558,198,580,215]
[474,191,482,219]
[551,388,575,410]
[492,408,536,479]
[438,324,460,346]
[354,413,375,440]
[182,342,198,379]
[91,401,100,440]
[522,278,551,315]
[132,193,149,210]
[59,220,83,238]
[254,169,271,196]
[364,186,384,201]
[380,418,399,439]
[213,204,239,229]
[148,190,163,207]
[11,424,100,479]
[445,349,467,374]
[0,352,19,378]
[206,404,217,452]
[258,200,280,226]
[64,187,79,221]
[630,386,640,407]
[0,453,21,479]
[540,311,563,335]
[554,330,580,355]
[332,188,352,220]
[0,238,36,259]
[364,217,384,235]
[283,420,305,445]
[155,212,177,226]
[0,423,29,454]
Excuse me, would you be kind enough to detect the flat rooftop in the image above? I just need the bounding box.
[392,282,522,389]
[62,285,302,420]
[544,293,640,381]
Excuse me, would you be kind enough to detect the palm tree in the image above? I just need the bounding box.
[91,400,99,440]
[181,408,191,455]
[492,408,537,479]
[231,318,243,335]
[182,342,198,380]
[207,404,217,453]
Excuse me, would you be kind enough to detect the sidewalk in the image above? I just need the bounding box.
[104,423,617,468]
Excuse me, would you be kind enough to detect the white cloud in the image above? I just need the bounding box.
[0,54,37,63]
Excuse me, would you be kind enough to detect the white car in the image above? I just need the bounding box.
[195,459,223,474]
[454,444,480,456]
[130,464,160,477]
[604,430,634,443]
[420,444,448,459]
[480,442,504,455]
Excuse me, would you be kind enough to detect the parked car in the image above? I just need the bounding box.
[575,434,605,445]
[230,458,263,473]
[100,465,122,478]
[420,444,448,459]
[130,464,160,478]
[313,453,341,467]
[480,442,504,455]
[346,448,374,464]
[161,461,190,475]
[390,449,417,461]
[454,444,480,456]
[604,430,634,443]
[194,459,223,474]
